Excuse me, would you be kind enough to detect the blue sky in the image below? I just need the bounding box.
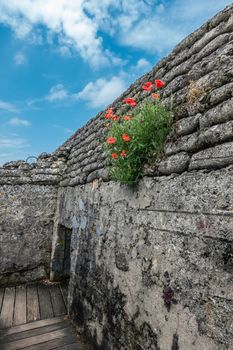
[0,0,232,164]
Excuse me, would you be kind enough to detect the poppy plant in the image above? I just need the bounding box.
[112,153,118,159]
[122,134,131,142]
[105,107,113,119]
[120,150,127,157]
[155,79,165,89]
[111,115,120,121]
[105,74,171,186]
[142,82,153,91]
[107,137,116,144]
[124,116,132,121]
[123,98,137,107]
[152,93,160,99]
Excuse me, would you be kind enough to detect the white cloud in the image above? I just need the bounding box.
[64,128,74,133]
[58,46,72,57]
[174,0,232,20]
[30,76,127,108]
[31,58,150,110]
[0,0,111,67]
[84,0,150,34]
[0,133,32,165]
[0,99,18,113]
[131,58,152,73]
[14,52,27,66]
[0,0,231,67]
[53,124,74,133]
[119,0,232,53]
[0,150,31,165]
[27,84,69,105]
[46,84,69,102]
[0,152,22,164]
[120,19,183,53]
[75,76,127,108]
[0,152,15,163]
[0,136,29,149]
[9,117,30,126]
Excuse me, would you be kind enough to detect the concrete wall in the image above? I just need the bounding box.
[54,168,233,350]
[0,153,66,285]
[0,184,56,285]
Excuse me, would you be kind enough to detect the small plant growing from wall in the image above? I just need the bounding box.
[187,80,206,104]
[104,80,173,186]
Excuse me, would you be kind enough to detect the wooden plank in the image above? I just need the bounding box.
[13,285,27,326]
[27,285,40,323]
[37,284,54,319]
[0,287,15,328]
[0,317,65,336]
[4,328,77,350]
[49,284,66,316]
[1,322,69,343]
[19,338,79,350]
[60,283,68,309]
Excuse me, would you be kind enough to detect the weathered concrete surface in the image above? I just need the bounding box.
[0,184,57,285]
[0,153,67,285]
[52,167,233,350]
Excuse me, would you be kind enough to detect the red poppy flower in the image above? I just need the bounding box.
[154,79,165,88]
[111,115,120,121]
[105,107,113,119]
[124,115,132,121]
[142,82,153,91]
[152,93,160,99]
[122,134,131,142]
[112,153,118,159]
[107,137,116,144]
[123,98,137,107]
[120,150,127,157]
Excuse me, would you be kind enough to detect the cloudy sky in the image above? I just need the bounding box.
[0,0,232,164]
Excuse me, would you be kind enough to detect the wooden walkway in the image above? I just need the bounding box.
[0,282,88,350]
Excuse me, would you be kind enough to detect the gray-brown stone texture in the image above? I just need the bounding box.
[0,184,57,285]
[0,153,67,285]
